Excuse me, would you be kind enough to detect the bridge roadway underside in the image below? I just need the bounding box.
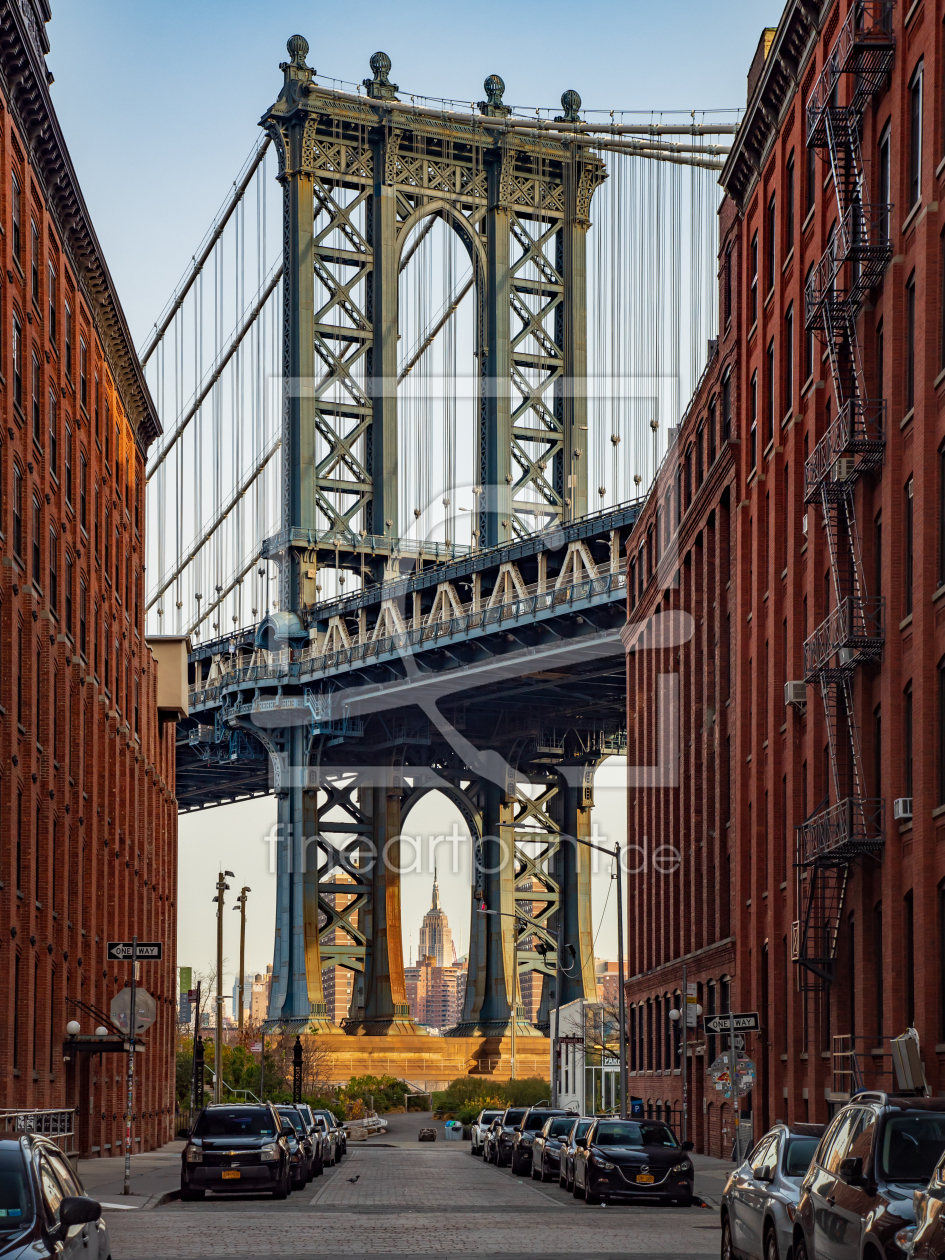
[176,506,638,1040]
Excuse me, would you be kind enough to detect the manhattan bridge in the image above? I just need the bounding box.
[142,36,735,1040]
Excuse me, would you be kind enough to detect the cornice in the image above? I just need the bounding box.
[720,0,829,211]
[0,1,161,452]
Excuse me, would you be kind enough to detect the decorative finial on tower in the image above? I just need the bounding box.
[556,89,582,123]
[432,864,441,911]
[364,51,399,100]
[286,34,310,69]
[478,74,511,118]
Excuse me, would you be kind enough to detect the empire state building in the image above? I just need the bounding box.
[418,872,452,967]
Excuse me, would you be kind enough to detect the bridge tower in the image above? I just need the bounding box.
[257,37,606,1034]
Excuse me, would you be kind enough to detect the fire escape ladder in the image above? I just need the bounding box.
[794,0,894,992]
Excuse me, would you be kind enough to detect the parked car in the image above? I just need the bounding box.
[471,1109,504,1157]
[510,1108,575,1175]
[719,1121,823,1260]
[910,1147,945,1258]
[181,1102,293,1199]
[532,1114,585,1182]
[294,1104,325,1175]
[485,1108,529,1167]
[791,1093,945,1260]
[310,1113,339,1166]
[0,1135,108,1259]
[311,1108,345,1161]
[277,1106,317,1185]
[559,1117,595,1191]
[571,1116,694,1206]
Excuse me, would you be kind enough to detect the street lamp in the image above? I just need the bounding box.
[213,870,234,1102]
[669,976,703,1145]
[233,888,251,1031]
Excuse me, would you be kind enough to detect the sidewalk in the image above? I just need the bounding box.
[691,1151,735,1208]
[77,1140,185,1210]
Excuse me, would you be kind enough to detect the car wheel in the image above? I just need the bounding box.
[793,1234,810,1260]
[764,1228,779,1260]
[720,1216,734,1260]
[585,1177,601,1206]
[541,1160,552,1183]
[180,1187,205,1202]
[272,1173,289,1201]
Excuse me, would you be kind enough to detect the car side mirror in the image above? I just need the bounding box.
[59,1197,101,1233]
[754,1165,774,1183]
[576,1139,586,1148]
[282,1125,295,1137]
[682,1141,694,1152]
[838,1156,867,1187]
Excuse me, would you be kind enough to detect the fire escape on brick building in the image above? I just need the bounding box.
[792,1,895,990]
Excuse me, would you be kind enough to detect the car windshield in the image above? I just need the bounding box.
[0,1151,31,1231]
[193,1109,276,1137]
[523,1113,555,1132]
[503,1110,527,1127]
[881,1115,945,1183]
[595,1122,678,1148]
[574,1120,593,1140]
[547,1118,575,1137]
[279,1111,304,1133]
[784,1137,819,1178]
[480,1112,502,1124]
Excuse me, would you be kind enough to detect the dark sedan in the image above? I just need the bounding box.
[486,1107,529,1167]
[277,1106,316,1186]
[0,1135,107,1260]
[181,1103,292,1199]
[572,1117,694,1206]
[559,1117,594,1191]
[532,1115,584,1182]
[912,1147,945,1257]
[510,1108,574,1175]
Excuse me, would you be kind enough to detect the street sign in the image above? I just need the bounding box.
[703,1011,760,1035]
[110,987,157,1035]
[707,1053,757,1099]
[685,981,699,1029]
[179,993,192,1023]
[107,941,162,962]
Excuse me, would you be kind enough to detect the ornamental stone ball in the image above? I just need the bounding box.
[287,34,309,63]
[370,50,391,76]
[559,89,582,122]
[364,50,398,100]
[484,74,505,103]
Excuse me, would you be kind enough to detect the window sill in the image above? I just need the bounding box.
[781,247,794,275]
[933,584,945,604]
[900,613,913,630]
[904,0,923,27]
[802,205,815,235]
[901,408,915,430]
[764,287,775,311]
[900,820,914,834]
[901,198,926,236]
[800,373,816,397]
[748,318,758,342]
[935,366,945,390]
[932,804,945,819]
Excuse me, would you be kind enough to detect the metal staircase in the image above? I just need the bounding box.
[793,0,894,990]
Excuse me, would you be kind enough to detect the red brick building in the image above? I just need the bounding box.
[0,1,179,1155]
[626,0,945,1149]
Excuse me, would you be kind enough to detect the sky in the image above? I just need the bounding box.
[44,0,773,999]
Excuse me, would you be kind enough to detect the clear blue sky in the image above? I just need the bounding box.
[45,0,774,991]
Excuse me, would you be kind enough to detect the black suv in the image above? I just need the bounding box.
[182,1103,293,1199]
[510,1108,574,1175]
[793,1093,945,1260]
[487,1107,529,1167]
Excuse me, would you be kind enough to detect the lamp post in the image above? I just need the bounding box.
[233,887,251,1031]
[669,970,703,1146]
[212,870,234,1102]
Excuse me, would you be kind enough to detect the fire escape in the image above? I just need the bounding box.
[793,1,895,990]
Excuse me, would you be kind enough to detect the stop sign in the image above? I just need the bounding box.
[110,986,157,1035]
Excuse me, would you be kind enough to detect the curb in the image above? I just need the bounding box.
[143,1189,181,1210]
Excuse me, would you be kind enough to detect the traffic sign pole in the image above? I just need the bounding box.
[123,936,137,1196]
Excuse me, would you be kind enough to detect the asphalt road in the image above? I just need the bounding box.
[103,1111,724,1259]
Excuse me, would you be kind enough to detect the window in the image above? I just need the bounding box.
[94,376,99,439]
[804,266,815,382]
[12,313,22,411]
[806,143,817,216]
[79,338,87,411]
[906,272,916,412]
[910,62,924,207]
[31,353,40,444]
[104,398,110,462]
[12,953,19,1069]
[750,370,758,470]
[709,397,717,463]
[875,512,883,601]
[31,496,41,585]
[940,442,945,587]
[766,193,776,292]
[12,462,23,557]
[30,221,38,303]
[939,662,945,806]
[134,473,140,532]
[784,305,794,418]
[104,506,110,579]
[766,338,775,444]
[79,451,86,530]
[11,171,21,263]
[684,445,692,509]
[64,302,72,380]
[905,682,914,798]
[724,244,733,323]
[93,487,99,559]
[722,373,732,441]
[48,528,57,614]
[47,264,56,343]
[785,150,795,252]
[750,231,758,325]
[906,477,914,615]
[906,890,915,1026]
[114,523,120,589]
[48,391,57,480]
[103,618,109,688]
[79,579,87,658]
[696,425,705,487]
[65,552,73,636]
[876,319,884,405]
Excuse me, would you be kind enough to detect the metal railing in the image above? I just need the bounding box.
[806,0,895,146]
[797,796,885,865]
[803,398,885,501]
[0,1109,76,1156]
[803,596,884,680]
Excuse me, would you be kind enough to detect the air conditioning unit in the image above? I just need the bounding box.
[785,680,807,708]
[893,797,913,821]
[832,456,856,482]
[801,513,808,536]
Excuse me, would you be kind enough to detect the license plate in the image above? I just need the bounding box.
[636,1173,655,1184]
[221,1170,240,1180]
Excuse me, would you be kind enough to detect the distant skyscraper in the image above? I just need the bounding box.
[418,871,452,967]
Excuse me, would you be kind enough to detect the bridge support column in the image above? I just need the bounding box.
[351,773,417,1035]
[543,764,597,1019]
[557,164,593,523]
[366,127,400,554]
[481,146,512,550]
[301,781,340,1032]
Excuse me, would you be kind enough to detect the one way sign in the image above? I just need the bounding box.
[703,1011,760,1035]
[106,941,163,962]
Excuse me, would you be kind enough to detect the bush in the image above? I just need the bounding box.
[341,1074,417,1114]
[432,1076,552,1118]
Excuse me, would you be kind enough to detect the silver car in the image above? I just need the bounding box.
[471,1109,503,1156]
[721,1122,823,1260]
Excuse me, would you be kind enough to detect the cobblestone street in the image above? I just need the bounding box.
[101,1115,724,1259]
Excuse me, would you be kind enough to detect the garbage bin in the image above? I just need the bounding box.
[444,1120,463,1141]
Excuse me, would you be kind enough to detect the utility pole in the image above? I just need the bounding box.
[234,887,251,1030]
[122,937,137,1196]
[681,964,688,1146]
[213,871,234,1103]
[614,853,627,1121]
